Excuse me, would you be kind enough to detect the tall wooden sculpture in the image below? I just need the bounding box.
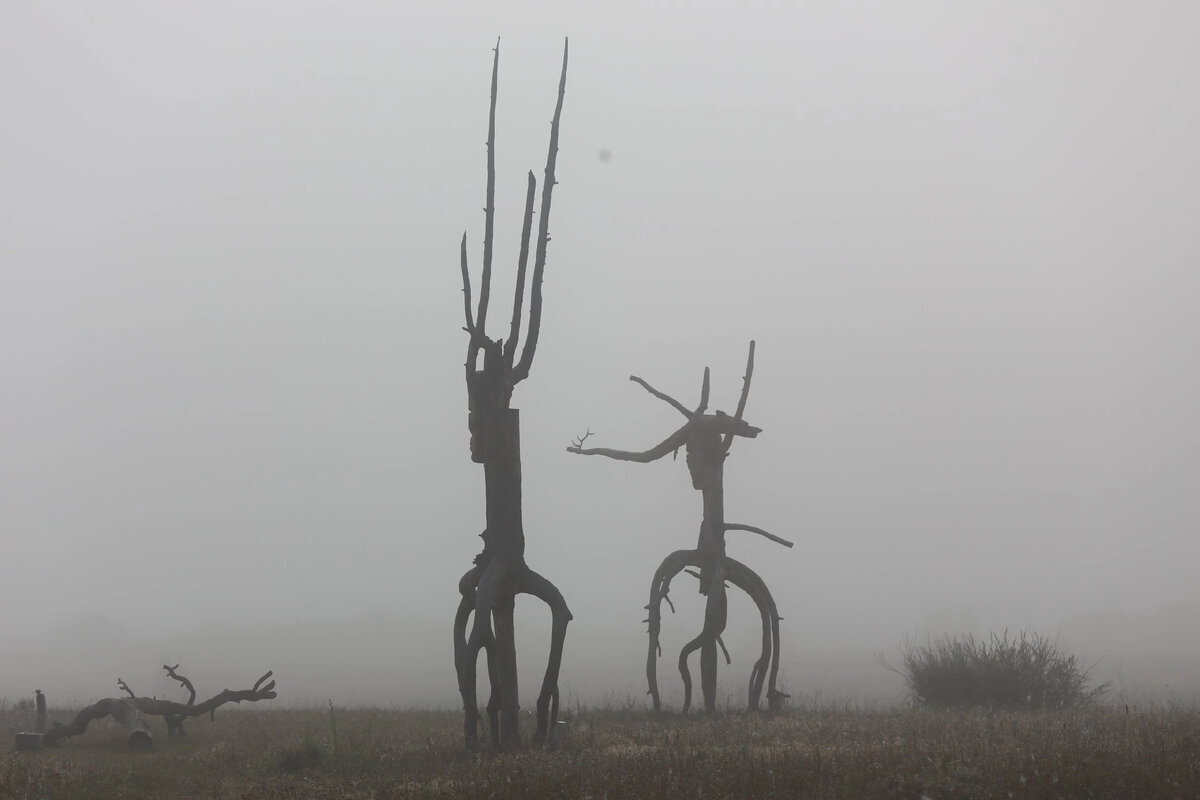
[568,342,792,713]
[453,39,573,750]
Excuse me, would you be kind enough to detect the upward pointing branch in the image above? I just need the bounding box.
[505,171,537,363]
[513,37,568,385]
[462,233,481,381]
[723,340,756,452]
[697,367,711,414]
[475,40,500,340]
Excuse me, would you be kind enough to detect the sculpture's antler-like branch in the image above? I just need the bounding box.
[462,232,481,382]
[725,523,794,549]
[630,375,693,419]
[570,429,593,449]
[505,171,537,364]
[460,233,475,334]
[117,679,135,698]
[697,367,711,414]
[723,340,756,452]
[475,40,500,341]
[567,423,690,462]
[163,664,197,705]
[513,37,568,385]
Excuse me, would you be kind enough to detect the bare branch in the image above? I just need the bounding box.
[163,664,197,705]
[117,679,135,698]
[505,171,537,363]
[569,428,593,449]
[725,522,794,549]
[460,233,474,333]
[567,423,690,462]
[629,375,693,418]
[697,367,710,413]
[462,232,481,381]
[717,635,732,665]
[723,340,756,451]
[513,37,568,384]
[475,40,500,339]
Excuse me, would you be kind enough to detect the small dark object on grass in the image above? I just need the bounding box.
[276,740,324,773]
[15,732,43,751]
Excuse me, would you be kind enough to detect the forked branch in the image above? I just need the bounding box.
[164,664,197,705]
[567,423,690,463]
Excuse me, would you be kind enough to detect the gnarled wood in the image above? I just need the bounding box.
[453,39,573,750]
[571,341,792,713]
[42,670,276,749]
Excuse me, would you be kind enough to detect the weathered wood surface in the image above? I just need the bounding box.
[569,342,792,713]
[42,670,276,749]
[452,39,573,751]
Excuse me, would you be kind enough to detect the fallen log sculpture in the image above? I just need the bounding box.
[42,667,276,749]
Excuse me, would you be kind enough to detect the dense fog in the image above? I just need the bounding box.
[3,1,1197,708]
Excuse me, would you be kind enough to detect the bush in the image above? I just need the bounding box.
[889,630,1109,709]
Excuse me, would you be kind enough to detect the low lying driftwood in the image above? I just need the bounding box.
[43,668,276,749]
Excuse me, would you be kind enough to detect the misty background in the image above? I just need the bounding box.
[3,1,1197,709]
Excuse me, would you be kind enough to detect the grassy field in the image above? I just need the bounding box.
[3,701,1198,799]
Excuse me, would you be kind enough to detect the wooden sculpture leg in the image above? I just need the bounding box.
[679,567,729,714]
[521,567,572,743]
[645,550,700,711]
[492,591,520,746]
[725,556,787,712]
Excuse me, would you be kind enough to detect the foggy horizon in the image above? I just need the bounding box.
[3,1,1197,710]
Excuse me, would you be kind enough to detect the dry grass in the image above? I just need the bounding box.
[3,701,1198,798]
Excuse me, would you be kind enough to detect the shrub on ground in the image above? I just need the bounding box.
[890,630,1108,708]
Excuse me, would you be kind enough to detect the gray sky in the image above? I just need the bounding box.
[2,1,1198,706]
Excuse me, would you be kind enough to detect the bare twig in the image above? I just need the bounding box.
[117,679,135,698]
[697,367,710,414]
[570,429,594,449]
